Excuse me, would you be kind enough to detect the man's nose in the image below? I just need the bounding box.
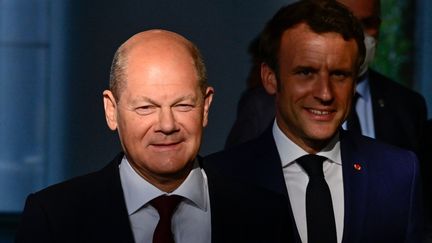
[314,75,334,103]
[157,108,179,134]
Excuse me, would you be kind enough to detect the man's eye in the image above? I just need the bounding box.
[135,106,156,115]
[295,69,314,76]
[174,104,194,112]
[331,71,351,80]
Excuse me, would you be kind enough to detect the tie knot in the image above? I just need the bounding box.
[296,154,327,178]
[150,195,182,218]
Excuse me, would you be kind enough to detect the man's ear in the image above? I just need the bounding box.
[261,63,278,95]
[202,86,214,127]
[103,90,118,131]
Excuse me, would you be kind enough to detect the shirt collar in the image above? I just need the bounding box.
[272,120,342,167]
[356,72,371,101]
[119,156,208,215]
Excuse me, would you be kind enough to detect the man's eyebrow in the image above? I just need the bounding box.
[330,69,354,75]
[173,94,197,103]
[292,66,318,72]
[129,96,155,105]
[129,94,198,105]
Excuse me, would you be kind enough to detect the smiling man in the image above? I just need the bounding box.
[103,31,212,194]
[15,30,292,243]
[205,1,423,242]
[261,23,359,154]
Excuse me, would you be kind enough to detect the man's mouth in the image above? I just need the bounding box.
[309,109,331,115]
[306,108,335,121]
[150,141,183,151]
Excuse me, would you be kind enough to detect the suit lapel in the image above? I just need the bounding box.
[368,70,391,142]
[253,128,291,197]
[254,128,303,242]
[203,156,296,243]
[339,131,369,243]
[95,153,135,243]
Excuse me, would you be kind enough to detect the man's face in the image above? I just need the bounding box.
[337,0,381,39]
[104,42,213,186]
[262,23,358,153]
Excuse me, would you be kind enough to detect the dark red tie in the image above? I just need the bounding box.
[150,195,182,243]
[297,154,337,243]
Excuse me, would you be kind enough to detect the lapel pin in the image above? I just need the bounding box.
[378,99,385,108]
[353,163,362,171]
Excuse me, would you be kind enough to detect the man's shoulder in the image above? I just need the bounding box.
[342,130,419,167]
[16,153,133,243]
[369,69,426,104]
[205,128,283,186]
[202,157,294,243]
[206,132,271,166]
[29,153,122,206]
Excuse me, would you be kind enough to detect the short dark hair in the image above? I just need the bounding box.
[259,0,365,76]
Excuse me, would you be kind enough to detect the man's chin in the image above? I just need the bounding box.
[154,157,193,173]
[306,127,338,143]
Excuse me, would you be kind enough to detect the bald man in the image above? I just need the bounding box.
[15,30,292,243]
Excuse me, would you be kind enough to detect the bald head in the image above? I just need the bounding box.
[109,30,207,101]
[337,0,381,38]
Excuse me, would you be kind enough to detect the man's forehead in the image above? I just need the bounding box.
[128,93,198,103]
[121,31,194,71]
[281,24,348,46]
[120,82,202,105]
[280,27,358,66]
[123,43,198,82]
[123,30,189,50]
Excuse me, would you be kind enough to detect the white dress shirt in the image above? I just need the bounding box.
[119,156,211,243]
[342,74,375,138]
[273,121,345,243]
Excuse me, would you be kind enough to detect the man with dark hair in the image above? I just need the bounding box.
[225,0,427,157]
[206,1,423,242]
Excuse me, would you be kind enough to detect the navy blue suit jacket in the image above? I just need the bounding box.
[15,153,294,243]
[206,128,424,242]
